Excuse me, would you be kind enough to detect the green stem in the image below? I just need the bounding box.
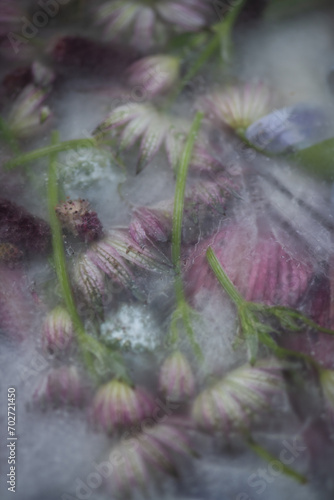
[165,0,247,108]
[6,137,97,170]
[172,111,203,269]
[47,131,128,382]
[247,436,307,484]
[206,247,245,307]
[0,116,20,154]
[170,112,203,357]
[267,306,334,336]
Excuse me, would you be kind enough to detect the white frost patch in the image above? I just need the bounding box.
[100,304,160,352]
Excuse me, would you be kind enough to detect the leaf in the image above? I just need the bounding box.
[289,137,334,180]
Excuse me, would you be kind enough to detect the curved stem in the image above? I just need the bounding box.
[47,131,129,382]
[6,137,98,170]
[206,247,245,307]
[246,436,307,484]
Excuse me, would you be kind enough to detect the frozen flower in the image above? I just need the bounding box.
[41,306,74,355]
[91,379,155,434]
[186,224,313,308]
[33,366,86,408]
[87,239,134,289]
[0,198,51,255]
[55,198,104,243]
[73,253,105,305]
[7,84,51,139]
[187,179,230,214]
[159,351,195,401]
[106,421,193,494]
[104,229,171,271]
[207,83,271,133]
[127,55,180,96]
[96,0,212,49]
[93,102,188,171]
[189,146,225,173]
[192,360,284,433]
[129,206,171,246]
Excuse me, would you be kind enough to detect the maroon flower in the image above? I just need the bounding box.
[55,199,104,243]
[0,198,51,255]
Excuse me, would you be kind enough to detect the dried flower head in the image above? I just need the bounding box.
[159,351,195,401]
[93,103,188,171]
[73,253,105,304]
[192,360,284,433]
[127,55,180,96]
[33,366,86,408]
[91,379,155,434]
[207,83,271,133]
[88,239,134,289]
[106,421,193,494]
[7,84,51,138]
[55,198,103,243]
[42,306,74,355]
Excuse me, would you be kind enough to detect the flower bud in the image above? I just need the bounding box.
[106,421,192,494]
[73,253,105,304]
[127,55,180,96]
[91,379,155,434]
[33,366,86,408]
[192,360,284,433]
[42,306,74,355]
[159,351,195,401]
[7,84,51,138]
[129,206,171,246]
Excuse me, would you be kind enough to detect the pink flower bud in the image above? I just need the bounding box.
[33,366,86,408]
[159,351,195,401]
[7,84,52,138]
[42,306,74,355]
[106,421,192,494]
[91,379,155,434]
[129,206,171,246]
[73,253,105,304]
[192,360,284,433]
[127,55,180,96]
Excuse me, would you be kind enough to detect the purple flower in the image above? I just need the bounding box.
[127,55,180,96]
[186,224,313,308]
[42,306,74,355]
[206,83,271,133]
[105,229,171,271]
[33,366,86,409]
[106,421,193,493]
[159,351,195,402]
[7,84,52,138]
[93,103,188,171]
[73,254,105,304]
[129,206,171,246]
[192,360,284,433]
[91,379,155,434]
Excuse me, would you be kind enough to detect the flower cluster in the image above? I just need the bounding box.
[55,198,104,243]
